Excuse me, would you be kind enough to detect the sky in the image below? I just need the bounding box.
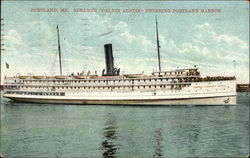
[1,1,249,84]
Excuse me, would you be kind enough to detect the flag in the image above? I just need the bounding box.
[6,62,9,69]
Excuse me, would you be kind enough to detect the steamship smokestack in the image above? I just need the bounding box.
[105,44,114,75]
[102,44,120,76]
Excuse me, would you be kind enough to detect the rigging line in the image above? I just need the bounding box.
[47,53,57,75]
[47,50,58,74]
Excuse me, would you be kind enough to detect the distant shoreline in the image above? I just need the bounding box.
[237,84,250,92]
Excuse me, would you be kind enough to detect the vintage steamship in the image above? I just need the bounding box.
[3,19,236,105]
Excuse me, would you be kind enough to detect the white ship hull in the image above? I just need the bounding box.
[4,80,237,105]
[6,95,236,105]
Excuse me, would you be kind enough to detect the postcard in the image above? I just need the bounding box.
[0,1,249,158]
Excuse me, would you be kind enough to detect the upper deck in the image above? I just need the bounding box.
[4,67,234,84]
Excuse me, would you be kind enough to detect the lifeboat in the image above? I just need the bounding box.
[18,76,29,79]
[33,76,45,79]
[89,75,99,79]
[74,75,87,79]
[124,73,144,78]
[95,76,122,79]
[54,75,68,79]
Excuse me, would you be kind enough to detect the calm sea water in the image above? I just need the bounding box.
[0,92,249,158]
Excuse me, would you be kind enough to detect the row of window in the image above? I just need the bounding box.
[13,78,184,84]
[153,71,187,75]
[6,85,175,90]
[5,91,65,96]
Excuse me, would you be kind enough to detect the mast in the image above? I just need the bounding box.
[57,25,62,75]
[155,16,161,73]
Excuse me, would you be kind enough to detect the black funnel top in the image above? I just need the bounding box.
[102,44,120,76]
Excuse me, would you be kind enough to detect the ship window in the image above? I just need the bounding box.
[155,86,157,88]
